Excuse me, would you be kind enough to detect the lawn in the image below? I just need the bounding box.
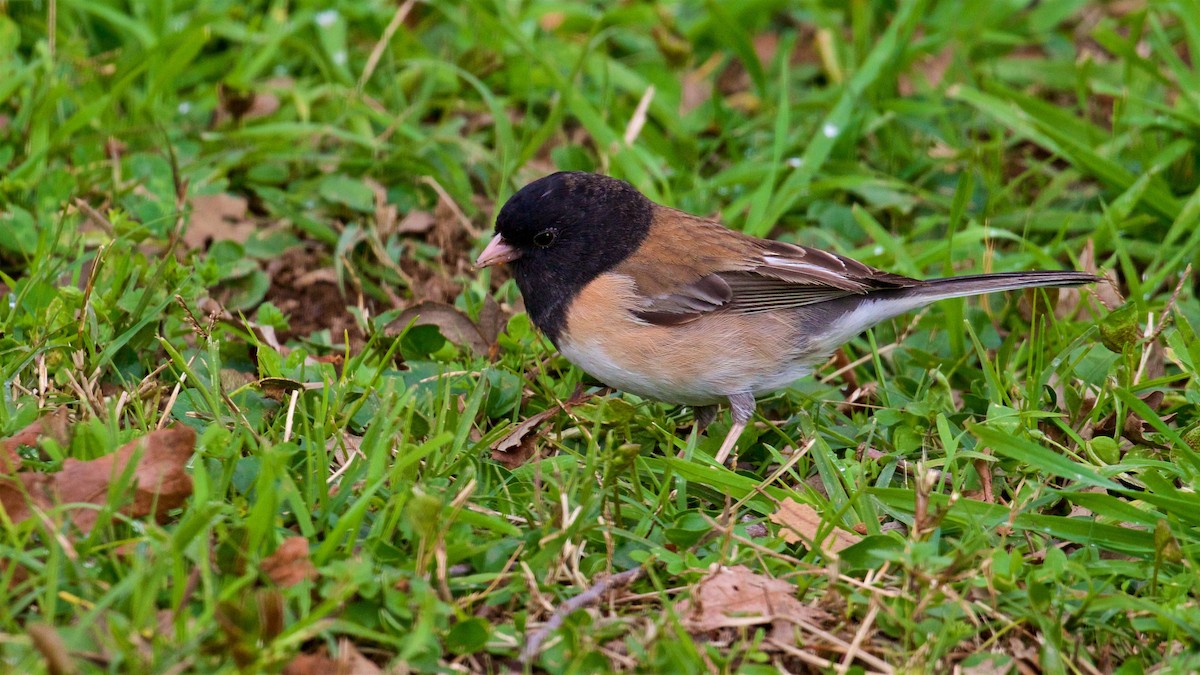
[2,0,1199,672]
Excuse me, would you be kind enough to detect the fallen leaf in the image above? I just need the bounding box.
[651,24,691,67]
[261,537,317,588]
[1081,239,1125,312]
[27,623,74,675]
[490,407,559,470]
[294,268,340,289]
[431,190,463,261]
[257,377,326,401]
[220,368,257,392]
[715,32,778,100]
[476,294,510,347]
[898,44,955,96]
[1141,341,1166,388]
[0,425,194,533]
[250,322,284,351]
[0,473,49,525]
[675,565,829,634]
[284,654,334,675]
[105,136,127,160]
[1018,282,1079,324]
[2,408,71,472]
[752,33,779,63]
[538,11,565,31]
[359,177,399,238]
[396,210,435,235]
[327,431,365,470]
[768,498,861,553]
[213,84,281,126]
[490,388,591,469]
[391,301,489,354]
[283,639,381,675]
[244,93,280,120]
[680,54,722,117]
[258,589,285,641]
[184,193,255,250]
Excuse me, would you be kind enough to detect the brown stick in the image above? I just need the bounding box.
[521,567,644,664]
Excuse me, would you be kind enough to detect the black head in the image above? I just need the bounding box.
[479,172,654,343]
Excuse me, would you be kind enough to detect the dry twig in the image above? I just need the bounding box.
[521,567,644,664]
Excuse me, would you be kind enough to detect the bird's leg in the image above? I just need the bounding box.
[713,392,755,466]
[693,405,718,432]
[677,405,720,458]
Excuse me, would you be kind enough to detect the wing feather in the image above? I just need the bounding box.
[616,207,923,325]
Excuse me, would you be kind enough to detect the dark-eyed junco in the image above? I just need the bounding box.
[477,172,1098,464]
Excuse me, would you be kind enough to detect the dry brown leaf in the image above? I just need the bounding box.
[242,93,280,120]
[898,44,955,96]
[294,268,340,289]
[213,85,280,126]
[283,639,381,675]
[396,210,436,235]
[490,389,591,469]
[752,33,779,63]
[27,623,74,675]
[0,473,49,525]
[675,565,829,634]
[2,408,71,472]
[257,378,326,402]
[258,589,286,642]
[184,193,255,250]
[431,191,463,261]
[391,301,489,354]
[651,24,691,67]
[768,497,861,553]
[716,32,779,100]
[327,432,365,469]
[1081,239,1125,312]
[105,136,127,160]
[679,70,713,117]
[261,537,318,588]
[680,54,722,117]
[491,407,559,470]
[363,178,398,237]
[476,294,510,347]
[219,368,257,392]
[0,425,194,533]
[1019,282,1082,323]
[284,654,335,675]
[538,11,565,31]
[1142,340,1166,385]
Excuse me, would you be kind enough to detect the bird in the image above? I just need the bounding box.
[476,171,1099,465]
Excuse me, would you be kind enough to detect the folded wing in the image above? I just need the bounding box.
[618,213,922,325]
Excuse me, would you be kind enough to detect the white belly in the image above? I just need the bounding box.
[558,336,814,406]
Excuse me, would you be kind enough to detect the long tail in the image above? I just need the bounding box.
[900,270,1100,302]
[817,270,1100,347]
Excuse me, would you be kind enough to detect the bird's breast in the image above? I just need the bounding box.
[558,273,818,405]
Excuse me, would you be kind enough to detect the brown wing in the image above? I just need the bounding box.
[616,207,923,325]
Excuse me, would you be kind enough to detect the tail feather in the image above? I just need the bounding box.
[904,270,1101,303]
[814,270,1100,348]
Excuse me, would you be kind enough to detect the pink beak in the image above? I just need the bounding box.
[475,233,522,267]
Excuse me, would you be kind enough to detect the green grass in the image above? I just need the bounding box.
[2,0,1199,672]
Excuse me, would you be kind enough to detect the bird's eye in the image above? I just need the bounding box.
[532,229,558,248]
